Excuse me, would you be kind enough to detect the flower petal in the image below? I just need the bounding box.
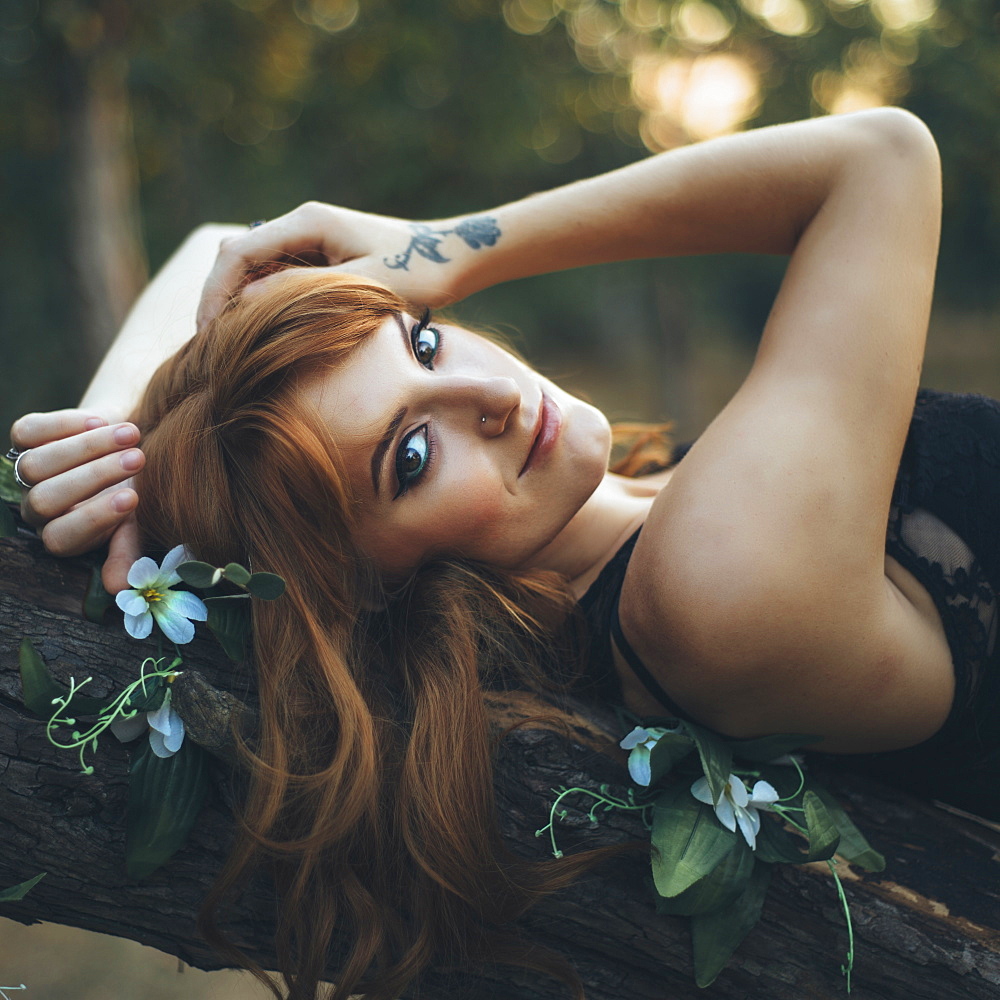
[126,556,161,589]
[749,780,779,808]
[116,590,148,616]
[162,710,185,753]
[728,775,750,808]
[627,746,652,786]
[147,689,175,736]
[148,728,176,758]
[158,543,192,586]
[620,726,652,751]
[715,796,737,832]
[151,604,196,644]
[162,589,209,622]
[735,805,760,850]
[690,776,715,805]
[109,712,148,742]
[124,611,153,639]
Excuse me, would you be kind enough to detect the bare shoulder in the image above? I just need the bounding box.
[616,433,955,753]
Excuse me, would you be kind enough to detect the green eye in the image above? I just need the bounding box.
[394,425,430,499]
[412,321,439,368]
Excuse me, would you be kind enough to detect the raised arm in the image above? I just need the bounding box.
[11,224,244,590]
[197,109,921,321]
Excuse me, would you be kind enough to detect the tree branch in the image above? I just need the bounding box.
[2,531,999,999]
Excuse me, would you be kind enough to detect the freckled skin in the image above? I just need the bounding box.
[300,314,612,578]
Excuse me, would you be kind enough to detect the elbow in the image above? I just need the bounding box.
[852,106,941,178]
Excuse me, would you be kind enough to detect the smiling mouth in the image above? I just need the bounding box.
[519,393,560,477]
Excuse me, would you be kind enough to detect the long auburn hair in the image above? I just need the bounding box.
[131,270,643,999]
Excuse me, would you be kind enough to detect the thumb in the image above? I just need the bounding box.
[102,515,141,594]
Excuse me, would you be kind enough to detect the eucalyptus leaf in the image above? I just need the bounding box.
[206,597,250,662]
[803,790,841,862]
[0,502,16,538]
[0,457,20,503]
[726,732,818,763]
[651,782,738,898]
[246,572,286,601]
[83,565,115,623]
[0,871,46,902]
[126,738,210,880]
[809,784,885,872]
[691,861,772,987]
[177,560,220,589]
[754,814,808,865]
[683,721,732,805]
[223,562,251,587]
[655,834,753,916]
[19,638,110,717]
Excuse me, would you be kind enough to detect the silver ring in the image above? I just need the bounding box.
[5,446,21,461]
[13,449,34,490]
[249,220,266,228]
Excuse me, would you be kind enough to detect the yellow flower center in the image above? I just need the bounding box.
[142,588,163,603]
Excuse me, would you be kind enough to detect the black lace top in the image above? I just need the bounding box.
[579,389,1000,821]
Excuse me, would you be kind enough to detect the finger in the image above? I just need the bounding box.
[39,489,138,560]
[196,206,340,331]
[21,448,144,526]
[10,410,109,450]
[103,514,142,594]
[14,423,140,488]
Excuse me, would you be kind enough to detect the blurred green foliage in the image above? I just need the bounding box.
[1,0,999,435]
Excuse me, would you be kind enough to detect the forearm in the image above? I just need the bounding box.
[80,224,245,420]
[447,109,913,301]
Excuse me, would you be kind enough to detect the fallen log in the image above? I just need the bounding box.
[2,528,999,999]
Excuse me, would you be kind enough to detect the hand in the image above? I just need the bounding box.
[196,202,481,331]
[10,409,144,593]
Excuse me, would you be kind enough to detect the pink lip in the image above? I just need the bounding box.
[519,393,561,477]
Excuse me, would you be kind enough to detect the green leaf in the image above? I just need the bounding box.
[126,739,210,880]
[246,572,286,600]
[655,835,753,916]
[206,597,250,662]
[123,674,168,713]
[0,503,16,538]
[651,782,738,898]
[0,456,20,503]
[19,638,110,717]
[177,560,220,589]
[754,814,808,865]
[223,562,251,587]
[691,861,772,987]
[726,733,818,763]
[683,721,732,805]
[803,790,841,862]
[83,564,115,623]
[0,872,47,902]
[809,784,885,872]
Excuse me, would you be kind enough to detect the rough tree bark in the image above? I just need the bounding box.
[2,528,1000,1000]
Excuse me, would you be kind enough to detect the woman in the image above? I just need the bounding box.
[11,108,979,996]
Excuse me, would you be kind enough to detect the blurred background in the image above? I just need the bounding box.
[2,0,1000,995]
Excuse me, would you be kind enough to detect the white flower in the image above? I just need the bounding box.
[115,544,208,644]
[110,686,185,759]
[691,774,779,851]
[620,726,671,786]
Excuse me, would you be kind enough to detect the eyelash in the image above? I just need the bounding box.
[393,312,443,499]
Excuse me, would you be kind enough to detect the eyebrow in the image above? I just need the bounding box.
[370,316,413,498]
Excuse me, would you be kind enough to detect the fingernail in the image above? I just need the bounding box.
[84,417,106,431]
[114,424,136,445]
[111,490,136,513]
[120,449,143,472]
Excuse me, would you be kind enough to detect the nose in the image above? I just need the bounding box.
[431,374,521,435]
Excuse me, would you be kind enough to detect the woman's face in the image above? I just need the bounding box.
[302,312,611,577]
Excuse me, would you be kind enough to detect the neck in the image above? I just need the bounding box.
[527,471,664,598]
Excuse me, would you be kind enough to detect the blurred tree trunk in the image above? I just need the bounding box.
[50,2,148,370]
[2,529,1000,999]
